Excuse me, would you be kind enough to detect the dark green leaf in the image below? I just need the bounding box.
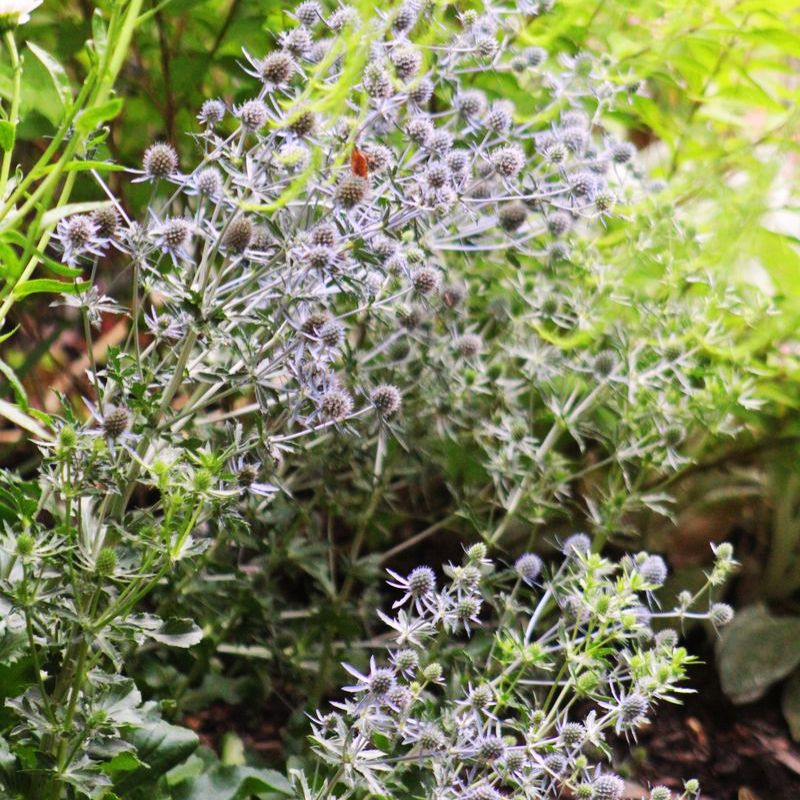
[128,615,204,648]
[115,719,199,793]
[26,43,71,108]
[171,765,292,800]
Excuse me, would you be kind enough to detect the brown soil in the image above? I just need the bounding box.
[624,655,800,800]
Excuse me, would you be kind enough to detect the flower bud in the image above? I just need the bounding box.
[95,547,117,577]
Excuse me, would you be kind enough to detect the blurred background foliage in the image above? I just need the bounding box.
[555,0,800,395]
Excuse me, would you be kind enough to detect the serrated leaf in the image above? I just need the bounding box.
[718,605,800,703]
[61,757,113,794]
[128,614,203,648]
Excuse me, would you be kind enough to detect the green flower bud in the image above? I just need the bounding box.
[530,709,546,727]
[58,425,77,451]
[466,543,487,562]
[575,670,600,696]
[193,468,213,492]
[16,533,34,557]
[87,709,109,727]
[95,547,117,576]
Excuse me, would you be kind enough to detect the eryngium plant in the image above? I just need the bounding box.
[104,0,763,718]
[0,0,752,795]
[305,541,737,800]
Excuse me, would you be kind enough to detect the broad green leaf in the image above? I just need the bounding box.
[171,764,293,800]
[165,754,206,786]
[752,229,800,297]
[12,278,91,299]
[0,657,35,707]
[26,43,72,108]
[0,241,20,281]
[101,750,144,778]
[1,48,64,131]
[91,8,109,63]
[75,98,124,135]
[717,605,800,703]
[220,732,245,767]
[115,719,199,793]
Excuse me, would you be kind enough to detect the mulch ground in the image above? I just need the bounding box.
[621,655,800,800]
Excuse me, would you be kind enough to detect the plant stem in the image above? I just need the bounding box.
[0,31,21,201]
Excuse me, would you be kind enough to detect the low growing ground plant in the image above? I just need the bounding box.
[303,541,736,800]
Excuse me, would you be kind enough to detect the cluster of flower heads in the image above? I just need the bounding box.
[25,2,750,796]
[309,540,737,800]
[45,0,763,552]
[46,0,653,499]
